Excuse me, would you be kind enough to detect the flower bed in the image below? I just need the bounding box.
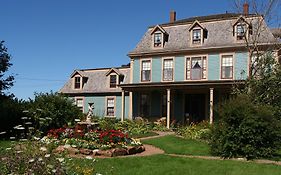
[43,127,145,157]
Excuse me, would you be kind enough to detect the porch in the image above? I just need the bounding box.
[119,81,242,128]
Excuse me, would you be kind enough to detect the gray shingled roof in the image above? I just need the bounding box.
[59,67,130,94]
[129,14,278,56]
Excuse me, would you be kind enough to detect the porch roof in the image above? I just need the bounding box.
[119,80,244,91]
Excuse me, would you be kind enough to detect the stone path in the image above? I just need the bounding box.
[140,131,175,140]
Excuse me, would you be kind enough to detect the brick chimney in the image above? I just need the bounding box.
[170,10,176,23]
[243,2,249,15]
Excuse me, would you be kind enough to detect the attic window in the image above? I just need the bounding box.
[154,32,162,47]
[110,75,117,88]
[192,29,201,44]
[236,24,246,40]
[74,77,81,89]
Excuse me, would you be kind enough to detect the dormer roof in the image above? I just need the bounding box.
[150,25,168,35]
[233,16,250,26]
[188,20,205,31]
[105,68,122,76]
[70,70,87,78]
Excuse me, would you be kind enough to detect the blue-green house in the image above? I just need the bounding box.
[60,9,280,128]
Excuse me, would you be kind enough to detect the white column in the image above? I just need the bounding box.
[121,90,125,122]
[167,89,171,129]
[209,88,214,124]
[129,91,133,120]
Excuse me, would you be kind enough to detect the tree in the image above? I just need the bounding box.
[0,41,14,96]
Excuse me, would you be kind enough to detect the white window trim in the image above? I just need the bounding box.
[234,22,249,42]
[190,27,204,46]
[73,75,82,90]
[108,73,119,89]
[184,55,208,81]
[140,58,152,83]
[220,53,235,80]
[162,57,175,82]
[152,31,164,48]
[75,96,84,113]
[105,96,116,118]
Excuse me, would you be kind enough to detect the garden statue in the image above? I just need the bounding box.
[86,102,94,122]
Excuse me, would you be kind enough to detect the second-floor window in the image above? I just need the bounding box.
[236,24,246,40]
[163,59,173,81]
[186,56,207,80]
[74,77,81,89]
[221,55,233,79]
[106,98,115,116]
[110,75,117,88]
[154,33,162,47]
[192,29,201,44]
[141,60,151,82]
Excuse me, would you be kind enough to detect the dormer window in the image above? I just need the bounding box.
[236,24,246,40]
[192,29,201,44]
[74,76,81,89]
[154,32,162,47]
[189,20,206,46]
[110,75,117,88]
[150,25,168,48]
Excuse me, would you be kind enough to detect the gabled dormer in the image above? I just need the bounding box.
[189,20,208,46]
[151,25,168,48]
[233,16,252,41]
[105,68,124,88]
[70,70,88,90]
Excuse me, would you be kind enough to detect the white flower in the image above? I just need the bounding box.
[85,156,92,159]
[52,169,57,173]
[38,157,43,162]
[71,145,77,148]
[5,147,11,150]
[16,151,23,154]
[28,159,35,163]
[33,136,40,141]
[40,147,47,152]
[45,154,51,158]
[96,173,103,175]
[56,158,64,162]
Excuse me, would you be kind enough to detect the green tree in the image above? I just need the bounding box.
[0,41,14,96]
[27,92,83,134]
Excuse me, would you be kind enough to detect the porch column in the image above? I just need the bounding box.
[209,88,214,124]
[121,90,125,122]
[167,89,171,129]
[129,91,133,120]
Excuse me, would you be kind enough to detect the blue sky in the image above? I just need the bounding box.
[1,0,280,100]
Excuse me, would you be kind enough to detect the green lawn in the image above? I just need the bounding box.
[129,131,158,139]
[142,135,211,156]
[67,154,281,175]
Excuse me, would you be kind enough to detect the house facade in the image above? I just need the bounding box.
[60,4,280,128]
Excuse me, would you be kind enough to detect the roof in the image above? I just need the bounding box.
[129,13,278,57]
[59,67,130,94]
[105,68,122,76]
[271,28,281,38]
[70,70,87,78]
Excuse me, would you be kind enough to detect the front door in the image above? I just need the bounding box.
[185,94,206,123]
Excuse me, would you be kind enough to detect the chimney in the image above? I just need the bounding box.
[243,2,249,15]
[170,10,176,23]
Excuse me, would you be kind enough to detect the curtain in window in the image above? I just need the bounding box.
[163,59,173,81]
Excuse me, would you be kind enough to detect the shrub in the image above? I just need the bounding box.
[210,94,281,160]
[26,92,83,135]
[176,121,211,141]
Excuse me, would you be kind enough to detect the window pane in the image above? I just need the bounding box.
[107,98,115,116]
[76,99,83,107]
[142,61,151,81]
[222,55,233,79]
[154,33,162,47]
[110,75,117,88]
[74,77,81,89]
[163,69,173,81]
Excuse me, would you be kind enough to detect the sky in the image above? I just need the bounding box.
[1,0,280,100]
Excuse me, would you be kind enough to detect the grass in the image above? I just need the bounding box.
[142,135,211,156]
[67,154,281,175]
[129,131,158,138]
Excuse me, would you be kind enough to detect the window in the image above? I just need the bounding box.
[163,59,173,81]
[76,98,83,111]
[141,60,151,82]
[154,33,162,47]
[186,56,207,80]
[110,75,117,88]
[236,24,246,40]
[106,98,115,116]
[140,94,150,117]
[74,77,81,89]
[221,55,233,79]
[192,29,201,44]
